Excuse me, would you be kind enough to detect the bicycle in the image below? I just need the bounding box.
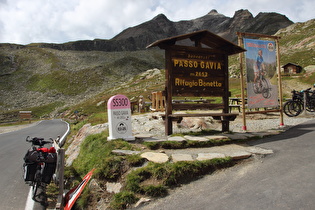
[283,87,315,117]
[283,90,304,117]
[23,136,57,200]
[253,70,272,99]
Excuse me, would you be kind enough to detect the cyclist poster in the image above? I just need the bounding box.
[243,38,279,109]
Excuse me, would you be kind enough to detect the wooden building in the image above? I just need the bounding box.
[282,63,303,74]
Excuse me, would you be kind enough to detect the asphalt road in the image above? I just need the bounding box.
[0,119,68,210]
[140,119,315,210]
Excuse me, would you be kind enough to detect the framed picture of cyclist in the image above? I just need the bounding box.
[243,38,279,109]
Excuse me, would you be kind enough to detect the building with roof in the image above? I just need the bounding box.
[282,63,303,74]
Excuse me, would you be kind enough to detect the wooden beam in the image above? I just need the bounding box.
[236,32,281,40]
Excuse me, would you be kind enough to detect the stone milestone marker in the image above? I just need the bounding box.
[107,94,135,141]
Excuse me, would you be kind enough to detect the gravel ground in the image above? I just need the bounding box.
[132,111,315,138]
[1,112,314,136]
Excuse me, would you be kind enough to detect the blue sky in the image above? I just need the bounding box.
[0,0,314,45]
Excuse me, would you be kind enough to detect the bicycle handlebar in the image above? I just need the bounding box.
[26,136,53,146]
[300,88,312,92]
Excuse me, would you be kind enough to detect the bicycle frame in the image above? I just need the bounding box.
[253,70,271,98]
[24,136,56,200]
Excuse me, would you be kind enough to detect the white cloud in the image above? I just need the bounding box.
[0,0,314,44]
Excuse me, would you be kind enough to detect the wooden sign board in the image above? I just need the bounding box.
[19,111,32,122]
[168,47,227,97]
[147,30,246,135]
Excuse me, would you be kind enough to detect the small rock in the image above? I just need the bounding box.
[206,135,230,140]
[196,153,226,161]
[245,146,273,155]
[171,154,194,162]
[96,198,109,210]
[167,136,186,142]
[111,149,141,156]
[228,151,252,160]
[134,134,153,139]
[134,197,151,208]
[141,152,169,163]
[106,182,122,194]
[183,135,209,141]
[89,179,104,192]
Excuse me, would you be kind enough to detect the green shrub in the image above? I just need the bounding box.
[142,185,168,197]
[143,138,232,150]
[125,154,145,167]
[72,133,135,176]
[124,157,233,198]
[110,191,138,210]
[96,156,124,181]
[125,168,152,193]
[76,187,91,209]
[143,141,160,150]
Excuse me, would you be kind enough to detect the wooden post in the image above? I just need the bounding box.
[151,92,157,110]
[276,38,284,126]
[157,91,163,110]
[237,33,247,131]
[56,148,65,210]
[222,54,229,132]
[165,49,173,135]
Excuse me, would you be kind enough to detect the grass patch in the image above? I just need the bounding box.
[72,133,137,177]
[110,191,138,210]
[142,185,168,197]
[177,129,222,136]
[143,138,232,150]
[27,68,105,96]
[143,129,231,150]
[46,183,59,208]
[28,101,65,118]
[124,157,233,203]
[115,157,232,208]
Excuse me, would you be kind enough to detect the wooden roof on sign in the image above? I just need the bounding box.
[146,30,246,55]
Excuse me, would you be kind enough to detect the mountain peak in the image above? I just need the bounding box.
[233,9,253,19]
[207,9,224,16]
[153,14,170,21]
[208,9,218,14]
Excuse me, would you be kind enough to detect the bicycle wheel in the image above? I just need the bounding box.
[261,78,271,99]
[283,100,303,117]
[306,98,315,112]
[32,167,42,199]
[32,180,40,199]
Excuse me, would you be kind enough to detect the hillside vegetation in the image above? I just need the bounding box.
[0,18,315,123]
[0,47,164,122]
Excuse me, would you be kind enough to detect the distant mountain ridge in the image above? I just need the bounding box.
[2,9,293,51]
[112,9,293,48]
